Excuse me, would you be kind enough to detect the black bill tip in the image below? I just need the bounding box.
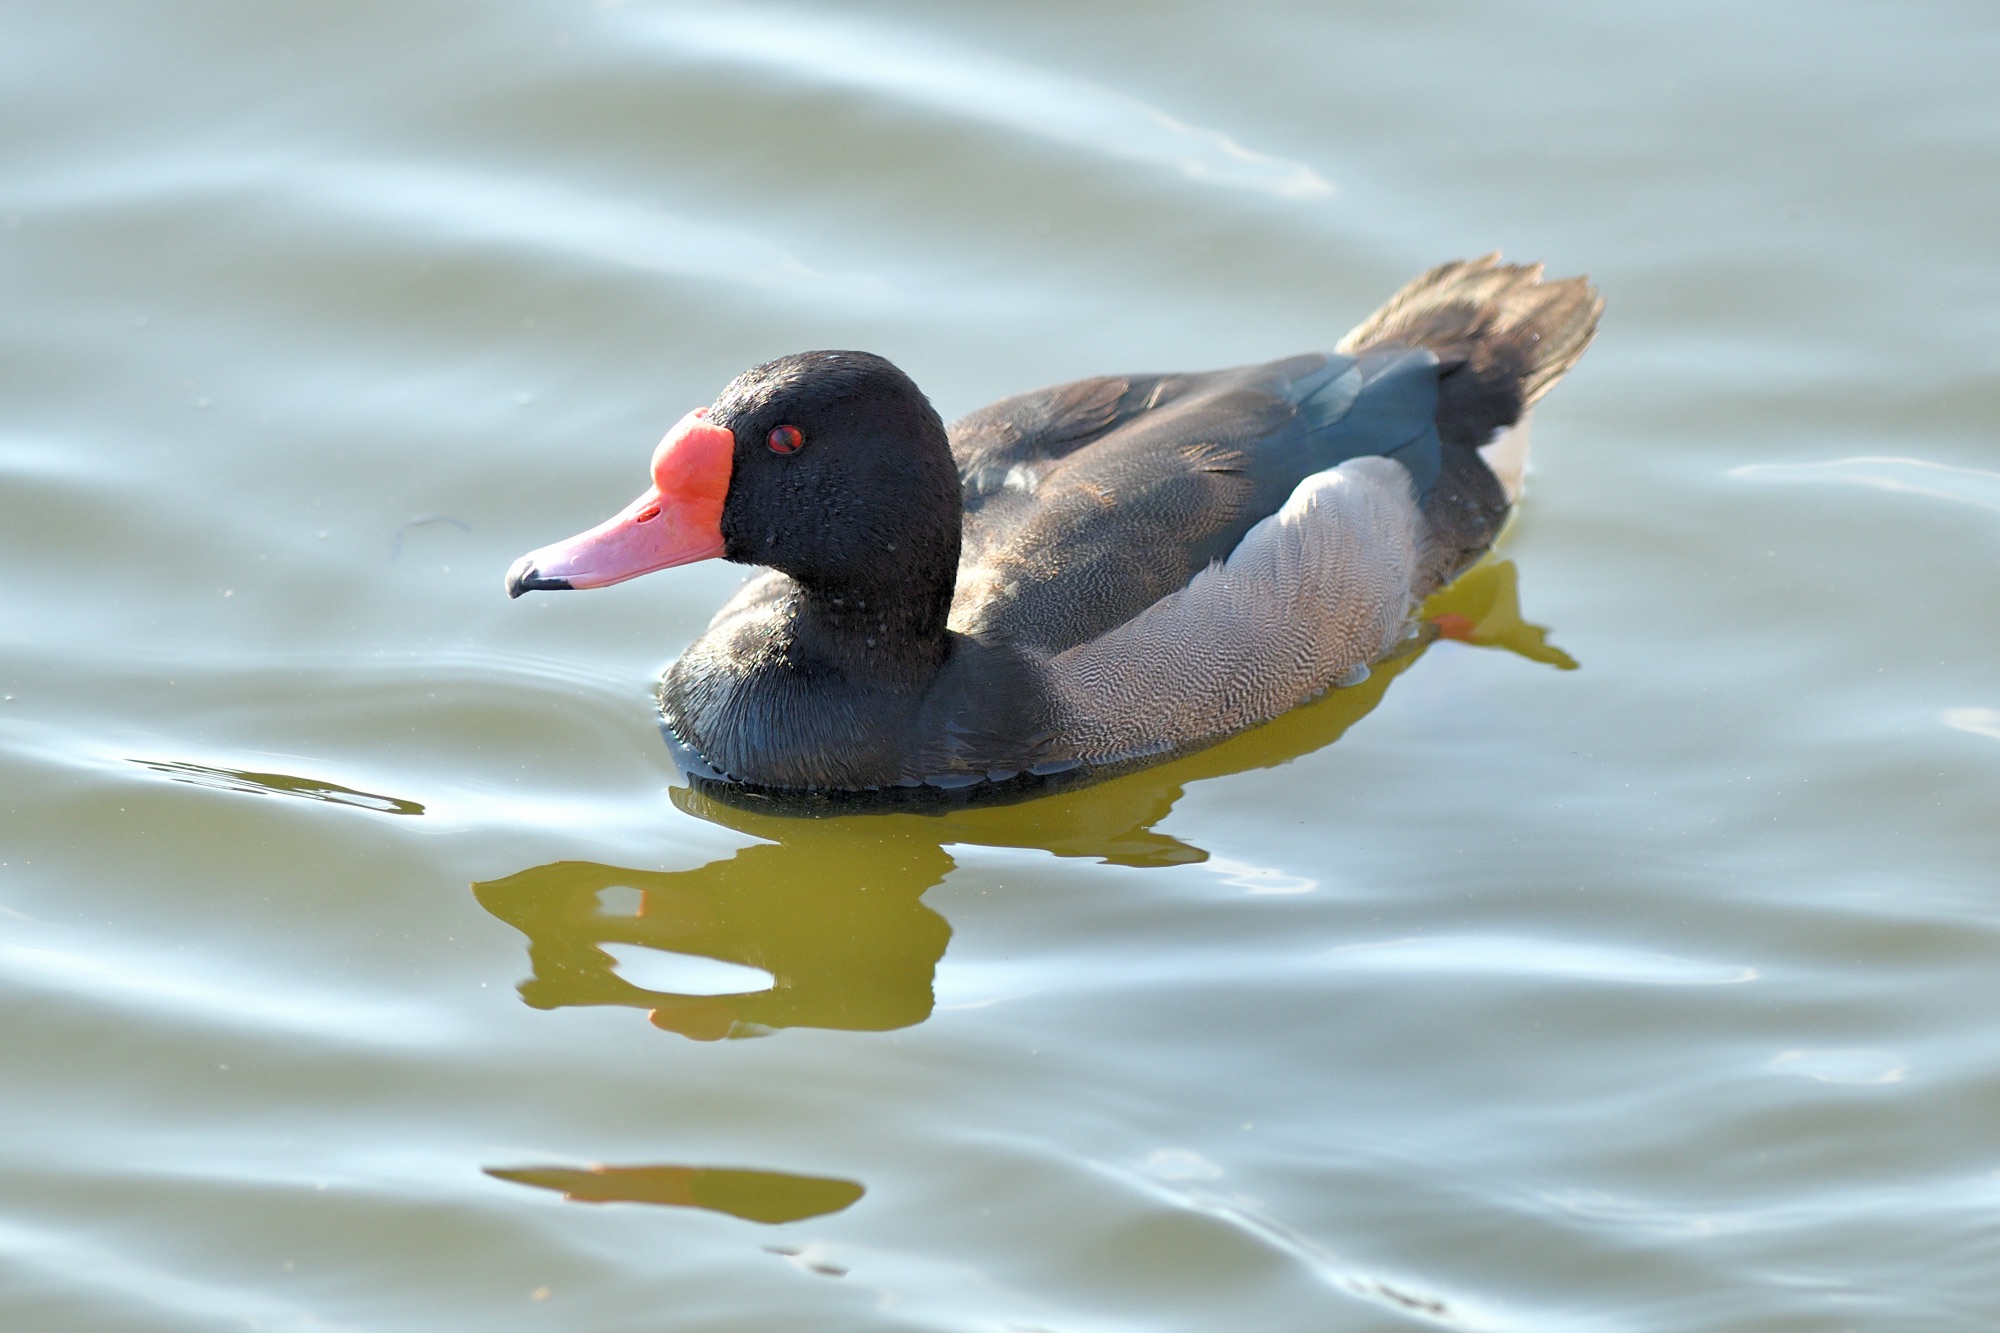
[506,555,572,599]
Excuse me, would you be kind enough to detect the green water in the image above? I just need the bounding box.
[5,1,2000,1327]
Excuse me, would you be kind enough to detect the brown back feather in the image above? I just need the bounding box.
[1338,252,1603,411]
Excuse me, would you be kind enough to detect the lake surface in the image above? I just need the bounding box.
[5,1,2000,1327]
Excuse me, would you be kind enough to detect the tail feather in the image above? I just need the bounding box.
[1338,254,1601,597]
[1338,253,1602,435]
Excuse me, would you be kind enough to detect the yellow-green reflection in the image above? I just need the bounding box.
[1423,559,1578,670]
[474,835,952,1039]
[474,561,1567,1039]
[486,1163,864,1222]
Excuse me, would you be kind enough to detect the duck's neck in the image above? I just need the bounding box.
[787,560,957,686]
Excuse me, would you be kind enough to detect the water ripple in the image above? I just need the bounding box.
[1104,1157,1540,1330]
[1730,456,2000,515]
[1767,1048,1908,1085]
[0,926,452,1046]
[1942,707,2000,742]
[0,1215,359,1333]
[619,3,1334,199]
[1322,936,1758,986]
[0,434,102,481]
[23,154,891,302]
[306,158,892,300]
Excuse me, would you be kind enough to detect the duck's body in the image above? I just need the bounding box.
[508,256,1601,800]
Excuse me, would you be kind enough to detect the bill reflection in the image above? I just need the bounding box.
[488,1162,864,1223]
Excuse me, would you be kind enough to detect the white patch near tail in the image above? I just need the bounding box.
[1049,455,1421,765]
[1478,411,1532,504]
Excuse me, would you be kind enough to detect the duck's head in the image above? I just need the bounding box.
[506,351,960,616]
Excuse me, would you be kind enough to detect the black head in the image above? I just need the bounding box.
[707,351,962,636]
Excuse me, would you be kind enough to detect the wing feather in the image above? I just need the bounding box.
[1047,456,1422,765]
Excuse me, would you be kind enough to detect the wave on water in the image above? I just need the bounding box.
[1099,1154,1537,1330]
[1730,457,2000,515]
[616,3,1334,199]
[0,1216,360,1333]
[0,925,452,1047]
[1322,935,1758,986]
[1767,1048,1907,1085]
[299,159,893,301]
[0,434,105,481]
[19,155,890,304]
[1942,707,2000,742]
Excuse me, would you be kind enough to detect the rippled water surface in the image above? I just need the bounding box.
[6,2,2000,1327]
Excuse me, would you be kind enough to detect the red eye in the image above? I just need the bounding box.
[767,424,805,455]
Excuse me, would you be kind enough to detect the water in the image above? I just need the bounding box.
[4,0,1999,1326]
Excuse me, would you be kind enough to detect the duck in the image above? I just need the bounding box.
[506,255,1601,802]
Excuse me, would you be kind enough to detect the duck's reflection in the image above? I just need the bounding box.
[473,560,1571,1040]
[474,831,952,1039]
